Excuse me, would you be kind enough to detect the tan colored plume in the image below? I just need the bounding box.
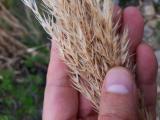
[22,0,150,119]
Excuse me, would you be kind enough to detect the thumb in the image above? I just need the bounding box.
[98,67,138,120]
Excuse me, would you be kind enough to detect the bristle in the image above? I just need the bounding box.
[23,0,150,119]
[22,0,131,111]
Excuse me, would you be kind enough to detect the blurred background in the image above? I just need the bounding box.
[0,0,160,120]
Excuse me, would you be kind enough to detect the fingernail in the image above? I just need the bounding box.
[105,67,134,94]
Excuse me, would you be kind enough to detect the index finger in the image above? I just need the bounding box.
[43,41,78,120]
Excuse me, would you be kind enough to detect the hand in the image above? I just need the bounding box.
[43,7,158,120]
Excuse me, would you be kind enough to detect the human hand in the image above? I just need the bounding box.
[43,7,158,120]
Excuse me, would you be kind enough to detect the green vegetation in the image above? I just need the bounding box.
[0,0,49,119]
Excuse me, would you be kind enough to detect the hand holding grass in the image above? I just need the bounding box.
[43,7,157,120]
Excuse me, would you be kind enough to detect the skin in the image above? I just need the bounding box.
[43,7,158,120]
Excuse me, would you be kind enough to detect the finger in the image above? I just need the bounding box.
[136,43,158,119]
[98,67,138,120]
[43,42,78,120]
[78,94,98,119]
[123,7,144,53]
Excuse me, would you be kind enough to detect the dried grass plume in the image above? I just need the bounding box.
[22,0,150,119]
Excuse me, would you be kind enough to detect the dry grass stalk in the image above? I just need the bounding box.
[0,3,28,68]
[0,3,27,36]
[23,0,150,119]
